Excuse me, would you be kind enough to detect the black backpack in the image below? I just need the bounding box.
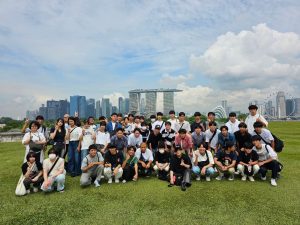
[255,131,284,153]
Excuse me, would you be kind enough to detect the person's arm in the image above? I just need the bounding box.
[50,126,58,140]
[22,133,31,145]
[258,157,273,166]
[133,163,138,180]
[194,154,199,166]
[169,170,174,184]
[122,154,130,168]
[51,160,65,178]
[214,157,224,169]
[180,158,190,169]
[227,160,236,169]
[21,119,30,133]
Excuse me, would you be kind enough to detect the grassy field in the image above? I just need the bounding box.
[0,121,299,225]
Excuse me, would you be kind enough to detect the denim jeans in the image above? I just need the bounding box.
[41,174,65,192]
[192,166,215,176]
[81,149,88,162]
[68,141,81,176]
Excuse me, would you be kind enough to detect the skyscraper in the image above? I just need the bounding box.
[96,100,101,118]
[163,92,174,115]
[118,97,124,114]
[129,92,140,115]
[70,95,87,118]
[39,104,47,120]
[140,98,145,114]
[124,98,130,114]
[286,99,295,116]
[47,100,60,120]
[101,98,111,118]
[145,92,157,117]
[276,92,286,118]
[86,98,96,118]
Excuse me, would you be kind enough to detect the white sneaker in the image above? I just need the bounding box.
[206,176,211,182]
[33,187,39,193]
[261,176,267,181]
[108,178,112,184]
[122,180,127,184]
[228,175,234,181]
[234,171,240,175]
[196,175,201,181]
[115,178,120,183]
[215,175,223,181]
[271,178,277,186]
[26,189,30,194]
[94,180,100,187]
[248,176,255,182]
[241,176,247,181]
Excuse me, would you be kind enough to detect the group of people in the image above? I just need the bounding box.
[19,104,283,194]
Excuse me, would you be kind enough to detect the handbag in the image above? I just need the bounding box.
[29,133,44,152]
[15,175,26,196]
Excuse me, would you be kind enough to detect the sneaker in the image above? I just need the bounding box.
[248,176,255,182]
[196,175,201,181]
[59,189,65,193]
[132,177,137,182]
[206,176,211,182]
[33,187,39,193]
[271,178,277,187]
[261,176,267,181]
[94,180,100,187]
[115,178,120,183]
[181,182,187,191]
[241,176,247,181]
[26,189,30,194]
[108,178,112,184]
[215,175,223,181]
[101,175,104,179]
[234,171,240,175]
[122,179,127,184]
[228,175,234,181]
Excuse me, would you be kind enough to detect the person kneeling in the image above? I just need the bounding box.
[169,147,192,191]
[80,144,104,188]
[135,142,153,177]
[41,148,66,193]
[192,143,215,182]
[153,141,171,181]
[103,144,123,184]
[237,142,259,182]
[214,141,237,181]
[122,146,138,183]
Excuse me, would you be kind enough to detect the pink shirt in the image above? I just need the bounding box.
[175,134,193,151]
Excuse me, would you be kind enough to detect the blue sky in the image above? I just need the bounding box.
[0,0,300,118]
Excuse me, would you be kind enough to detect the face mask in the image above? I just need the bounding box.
[151,119,156,122]
[49,154,56,160]
[159,149,165,154]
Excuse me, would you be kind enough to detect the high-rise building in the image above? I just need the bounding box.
[163,92,174,115]
[118,97,124,114]
[86,98,96,118]
[276,92,286,118]
[26,110,38,120]
[124,98,130,114]
[129,92,140,115]
[96,100,101,119]
[112,106,118,114]
[140,98,145,115]
[47,100,60,120]
[58,99,69,117]
[294,98,300,117]
[286,99,295,116]
[70,95,87,118]
[145,92,157,117]
[101,98,111,118]
[39,104,47,120]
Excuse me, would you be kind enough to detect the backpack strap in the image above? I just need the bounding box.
[254,131,271,145]
[209,130,217,144]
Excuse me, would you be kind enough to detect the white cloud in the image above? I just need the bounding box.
[159,74,193,86]
[190,23,300,88]
[103,92,124,107]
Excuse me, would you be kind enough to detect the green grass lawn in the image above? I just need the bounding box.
[0,121,299,225]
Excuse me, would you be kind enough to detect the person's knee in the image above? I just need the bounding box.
[228,168,235,174]
[56,174,65,183]
[237,164,244,172]
[164,165,170,172]
[192,166,200,174]
[253,165,260,173]
[206,167,215,176]
[153,165,158,171]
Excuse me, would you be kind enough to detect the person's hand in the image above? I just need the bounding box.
[55,125,59,131]
[89,162,95,168]
[201,167,206,176]
[146,163,150,169]
[31,177,38,182]
[113,167,119,176]
[74,111,78,117]
[141,162,146,168]
[126,154,130,161]
[258,162,264,166]
[77,147,80,152]
[180,159,185,167]
[189,151,193,157]
[25,118,30,125]
[68,128,71,133]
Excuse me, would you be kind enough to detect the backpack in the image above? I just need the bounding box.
[255,131,284,152]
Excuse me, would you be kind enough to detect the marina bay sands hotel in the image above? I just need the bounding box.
[129,89,182,116]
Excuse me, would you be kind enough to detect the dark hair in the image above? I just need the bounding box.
[158,141,165,149]
[83,119,88,124]
[238,122,247,128]
[165,121,171,126]
[207,112,215,116]
[174,145,182,152]
[29,121,40,130]
[220,125,229,131]
[133,128,141,133]
[56,118,66,135]
[199,142,208,150]
[35,115,44,120]
[107,143,116,149]
[68,116,76,123]
[229,112,236,117]
[253,121,263,128]
[99,116,106,120]
[251,135,262,142]
[178,112,185,117]
[208,121,217,127]
[169,110,175,115]
[111,113,117,117]
[178,128,187,134]
[48,147,58,155]
[26,152,37,161]
[194,112,201,117]
[248,105,258,110]
[127,145,136,152]
[89,144,98,151]
[140,116,145,120]
[194,125,201,130]
[134,115,140,120]
[99,121,107,127]
[128,114,134,118]
[244,142,253,149]
[116,127,124,133]
[225,141,235,149]
[117,113,123,117]
[157,112,163,116]
[150,114,156,119]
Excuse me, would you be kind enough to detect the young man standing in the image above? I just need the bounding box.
[237,142,260,181]
[106,113,122,137]
[135,142,153,177]
[147,125,163,154]
[225,112,240,134]
[234,122,252,152]
[110,128,128,154]
[161,121,176,150]
[216,126,236,152]
[191,112,206,132]
[205,121,220,153]
[245,105,268,134]
[152,112,165,133]
[95,121,110,154]
[167,110,178,131]
[103,144,124,184]
[214,141,237,181]
[80,144,104,187]
[174,112,191,133]
[252,121,275,150]
[79,120,96,160]
[205,112,219,129]
[252,135,280,186]
[191,125,205,150]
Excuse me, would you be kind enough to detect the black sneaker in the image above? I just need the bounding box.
[181,182,186,191]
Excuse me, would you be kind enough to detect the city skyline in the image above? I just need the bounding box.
[1,1,300,118]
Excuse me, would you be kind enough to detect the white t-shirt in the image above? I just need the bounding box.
[225,120,240,134]
[251,128,274,145]
[95,131,110,145]
[245,114,268,134]
[127,133,143,147]
[43,157,65,177]
[205,129,221,149]
[135,148,154,162]
[253,144,277,161]
[69,126,82,141]
[152,120,166,132]
[167,118,179,131]
[22,131,46,164]
[193,150,214,165]
[174,121,191,133]
[81,127,95,149]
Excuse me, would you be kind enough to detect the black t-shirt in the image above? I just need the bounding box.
[234,131,252,150]
[170,154,192,174]
[155,151,171,164]
[239,151,259,164]
[215,150,237,165]
[104,151,124,168]
[191,121,206,132]
[21,161,43,178]
[147,131,162,149]
[50,127,66,142]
